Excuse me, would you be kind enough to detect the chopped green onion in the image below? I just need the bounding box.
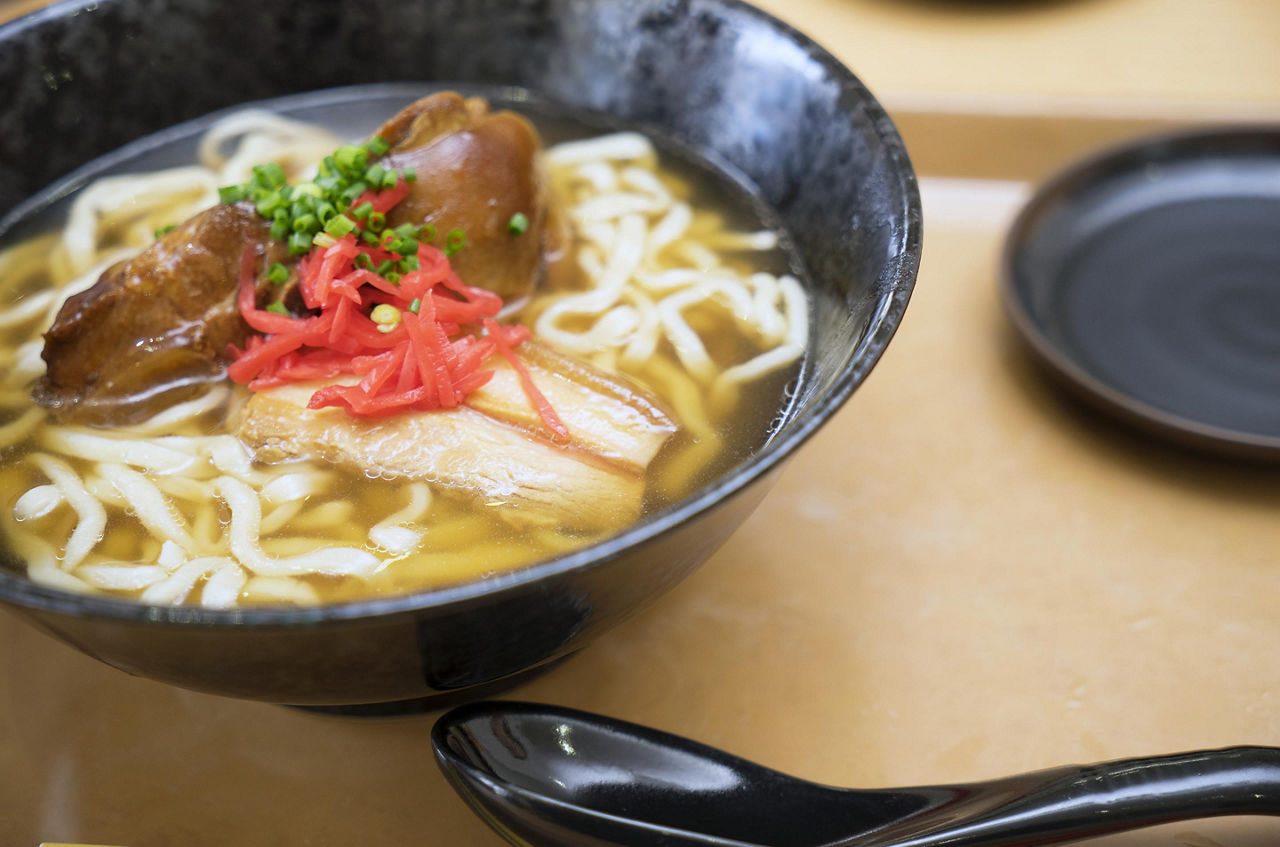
[290,231,315,254]
[218,185,247,204]
[265,302,291,316]
[153,224,176,238]
[381,170,399,190]
[340,182,369,204]
[291,213,317,233]
[361,229,382,246]
[269,217,289,241]
[400,255,420,272]
[376,259,394,276]
[333,145,368,175]
[418,223,436,241]
[507,212,529,236]
[365,136,390,157]
[367,211,386,233]
[365,164,386,187]
[324,215,356,237]
[354,253,374,269]
[351,201,375,221]
[255,194,286,218]
[394,223,417,238]
[408,298,422,314]
[251,162,287,189]
[444,228,467,257]
[266,262,290,285]
[385,271,402,285]
[403,166,417,183]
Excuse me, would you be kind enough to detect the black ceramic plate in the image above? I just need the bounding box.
[1002,127,1280,460]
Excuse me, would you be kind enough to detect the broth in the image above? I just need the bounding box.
[0,86,807,606]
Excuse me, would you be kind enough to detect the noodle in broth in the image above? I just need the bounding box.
[0,96,806,607]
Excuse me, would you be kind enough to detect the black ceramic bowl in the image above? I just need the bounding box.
[0,0,920,706]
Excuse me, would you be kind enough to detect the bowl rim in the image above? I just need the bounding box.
[0,0,922,627]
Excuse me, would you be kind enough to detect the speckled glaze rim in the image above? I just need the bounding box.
[1000,124,1280,463]
[0,0,921,627]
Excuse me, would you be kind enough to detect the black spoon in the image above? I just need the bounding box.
[431,701,1280,847]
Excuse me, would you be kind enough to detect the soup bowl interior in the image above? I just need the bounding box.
[0,0,920,706]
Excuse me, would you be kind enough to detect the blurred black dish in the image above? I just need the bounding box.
[1003,127,1280,461]
[0,0,919,706]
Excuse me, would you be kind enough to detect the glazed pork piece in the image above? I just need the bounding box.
[236,343,679,528]
[33,203,289,424]
[378,92,564,306]
[33,93,560,426]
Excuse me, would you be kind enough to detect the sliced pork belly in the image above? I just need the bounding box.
[466,343,676,475]
[235,344,678,529]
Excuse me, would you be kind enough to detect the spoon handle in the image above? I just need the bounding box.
[861,746,1280,847]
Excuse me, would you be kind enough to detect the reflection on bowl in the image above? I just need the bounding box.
[0,0,920,706]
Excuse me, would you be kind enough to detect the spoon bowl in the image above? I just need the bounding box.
[432,701,1280,847]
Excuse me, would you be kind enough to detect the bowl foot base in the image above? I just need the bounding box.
[286,654,574,717]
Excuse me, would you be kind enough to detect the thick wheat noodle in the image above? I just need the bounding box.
[152,475,216,503]
[534,213,646,351]
[0,291,55,329]
[0,409,44,449]
[200,563,249,608]
[198,109,339,185]
[0,234,57,296]
[646,203,692,255]
[542,135,804,393]
[78,563,168,592]
[121,386,230,436]
[63,168,218,274]
[575,162,617,192]
[97,463,201,554]
[260,500,304,536]
[29,453,106,570]
[20,536,92,594]
[749,272,788,342]
[619,288,661,369]
[543,132,653,167]
[141,556,237,605]
[572,193,668,222]
[13,483,60,521]
[242,575,320,605]
[8,341,46,387]
[42,428,200,475]
[84,474,127,508]
[369,482,432,554]
[261,471,332,504]
[216,476,380,578]
[619,165,670,199]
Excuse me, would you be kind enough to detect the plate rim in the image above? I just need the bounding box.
[1000,123,1280,462]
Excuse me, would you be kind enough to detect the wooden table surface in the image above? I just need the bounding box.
[3,1,1280,845]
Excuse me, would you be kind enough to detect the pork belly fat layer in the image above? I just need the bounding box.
[237,384,648,530]
[466,343,677,474]
[235,344,680,530]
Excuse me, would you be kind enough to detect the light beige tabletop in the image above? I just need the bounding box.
[3,1,1280,845]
